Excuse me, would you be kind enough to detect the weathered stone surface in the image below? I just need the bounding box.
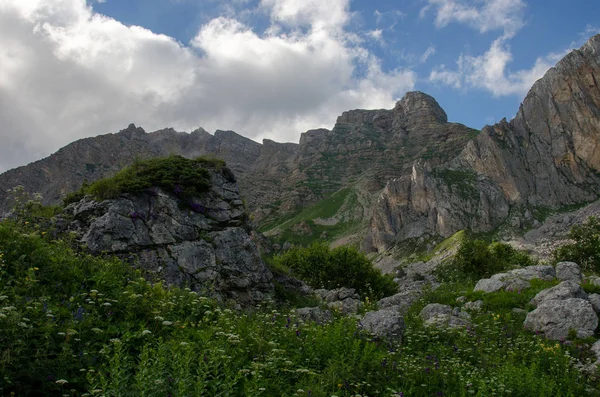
[59,167,273,306]
[530,281,588,307]
[463,300,484,312]
[361,309,405,342]
[419,303,471,328]
[296,307,333,324]
[328,298,362,315]
[508,266,556,281]
[474,278,504,293]
[589,294,600,313]
[363,35,600,252]
[524,298,598,340]
[378,291,420,314]
[555,262,583,283]
[475,265,557,294]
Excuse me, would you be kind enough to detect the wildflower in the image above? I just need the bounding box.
[162,321,173,326]
[55,379,68,385]
[141,329,152,335]
[91,328,103,333]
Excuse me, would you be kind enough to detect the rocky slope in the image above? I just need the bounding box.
[2,35,600,254]
[364,34,600,252]
[58,164,273,305]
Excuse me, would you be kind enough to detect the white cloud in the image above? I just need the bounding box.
[422,0,526,39]
[420,46,436,63]
[429,38,568,97]
[0,0,416,172]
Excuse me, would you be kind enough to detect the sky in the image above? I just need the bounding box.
[0,0,599,173]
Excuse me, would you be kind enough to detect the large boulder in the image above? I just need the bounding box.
[361,309,405,342]
[555,262,583,283]
[60,167,273,306]
[474,265,556,293]
[523,298,598,340]
[529,281,588,307]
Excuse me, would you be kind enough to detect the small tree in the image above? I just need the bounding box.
[274,243,397,300]
[553,216,600,272]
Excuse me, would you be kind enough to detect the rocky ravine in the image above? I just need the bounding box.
[58,164,273,306]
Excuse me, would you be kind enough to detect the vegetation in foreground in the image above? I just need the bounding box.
[1,217,599,396]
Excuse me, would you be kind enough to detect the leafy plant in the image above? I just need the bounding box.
[438,238,535,281]
[273,243,397,300]
[553,216,600,272]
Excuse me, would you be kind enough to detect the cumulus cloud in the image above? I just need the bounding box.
[429,38,567,97]
[422,0,526,39]
[0,0,416,173]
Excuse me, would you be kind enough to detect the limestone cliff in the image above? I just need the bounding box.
[59,165,273,305]
[3,35,600,253]
[364,34,600,252]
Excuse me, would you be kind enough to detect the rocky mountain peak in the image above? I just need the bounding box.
[394,91,448,125]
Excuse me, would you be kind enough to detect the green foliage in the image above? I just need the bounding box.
[0,219,598,396]
[553,216,600,272]
[273,243,397,300]
[64,156,223,204]
[438,238,536,281]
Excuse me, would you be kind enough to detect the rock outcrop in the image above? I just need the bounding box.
[364,34,600,252]
[3,35,600,253]
[59,165,273,306]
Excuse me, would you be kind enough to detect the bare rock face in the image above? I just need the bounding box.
[361,309,405,342]
[60,167,273,306]
[364,35,600,252]
[524,298,598,340]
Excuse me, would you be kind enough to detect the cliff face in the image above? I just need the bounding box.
[60,165,273,305]
[364,34,600,252]
[2,35,600,253]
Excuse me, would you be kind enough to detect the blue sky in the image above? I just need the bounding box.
[0,0,599,172]
[91,0,600,127]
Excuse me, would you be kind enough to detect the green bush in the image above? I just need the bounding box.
[273,243,397,300]
[63,156,225,205]
[553,216,600,272]
[439,238,535,281]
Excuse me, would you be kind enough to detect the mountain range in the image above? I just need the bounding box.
[2,34,600,257]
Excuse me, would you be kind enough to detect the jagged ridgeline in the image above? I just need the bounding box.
[2,34,600,256]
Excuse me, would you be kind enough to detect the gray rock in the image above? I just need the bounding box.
[508,265,556,281]
[328,298,362,315]
[504,278,531,292]
[530,281,588,307]
[555,262,583,283]
[463,300,484,312]
[589,294,600,313]
[60,168,274,306]
[361,309,405,342]
[296,307,333,324]
[585,276,600,288]
[456,296,467,303]
[524,298,598,340]
[323,288,359,302]
[378,291,420,313]
[419,303,471,328]
[591,340,600,361]
[474,278,504,293]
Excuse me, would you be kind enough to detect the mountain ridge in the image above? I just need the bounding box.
[2,34,600,254]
